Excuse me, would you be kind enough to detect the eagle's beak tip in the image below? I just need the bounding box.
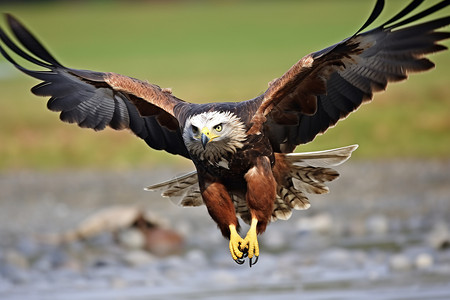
[201,133,209,149]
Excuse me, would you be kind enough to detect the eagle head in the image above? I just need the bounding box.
[183,111,247,162]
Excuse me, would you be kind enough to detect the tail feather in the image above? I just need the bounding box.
[145,170,203,207]
[271,145,358,222]
[179,190,203,207]
[272,195,293,221]
[285,144,358,167]
[145,170,197,192]
[290,165,339,194]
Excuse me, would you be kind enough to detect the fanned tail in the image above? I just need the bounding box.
[271,145,358,222]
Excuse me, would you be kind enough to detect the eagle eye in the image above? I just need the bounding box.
[192,125,199,135]
[214,124,222,132]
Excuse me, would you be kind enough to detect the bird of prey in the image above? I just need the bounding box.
[0,0,449,266]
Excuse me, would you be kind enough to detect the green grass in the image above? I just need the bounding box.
[0,1,449,170]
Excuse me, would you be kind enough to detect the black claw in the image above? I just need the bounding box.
[234,257,245,265]
[249,255,259,267]
[234,249,259,267]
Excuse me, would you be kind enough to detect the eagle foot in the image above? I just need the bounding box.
[242,218,260,255]
[229,224,245,262]
[234,244,259,267]
[236,217,260,267]
[233,249,258,267]
[228,220,260,267]
[234,251,248,265]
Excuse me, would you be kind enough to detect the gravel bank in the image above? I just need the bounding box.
[1,161,449,299]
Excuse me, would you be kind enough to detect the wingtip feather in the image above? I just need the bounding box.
[5,13,63,67]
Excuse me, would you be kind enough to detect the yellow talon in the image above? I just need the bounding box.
[229,224,244,261]
[241,218,259,259]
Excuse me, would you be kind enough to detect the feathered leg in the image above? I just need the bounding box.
[243,156,276,266]
[201,181,245,262]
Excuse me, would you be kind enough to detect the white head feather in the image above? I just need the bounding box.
[183,111,247,163]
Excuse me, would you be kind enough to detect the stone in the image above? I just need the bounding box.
[389,254,412,271]
[122,250,155,267]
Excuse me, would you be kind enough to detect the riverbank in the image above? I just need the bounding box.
[1,161,449,299]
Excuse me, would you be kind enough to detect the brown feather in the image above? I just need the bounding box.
[247,3,450,149]
[104,73,185,130]
[104,73,181,117]
[201,181,240,238]
[244,156,276,234]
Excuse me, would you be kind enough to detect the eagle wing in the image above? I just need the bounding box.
[248,0,450,153]
[0,14,190,158]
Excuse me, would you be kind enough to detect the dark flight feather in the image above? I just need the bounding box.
[0,14,190,158]
[249,0,450,151]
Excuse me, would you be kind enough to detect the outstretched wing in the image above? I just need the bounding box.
[248,0,450,153]
[0,14,190,158]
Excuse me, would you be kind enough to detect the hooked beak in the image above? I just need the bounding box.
[200,127,218,149]
[201,133,209,149]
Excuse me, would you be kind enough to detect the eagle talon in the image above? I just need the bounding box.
[249,255,259,267]
[234,257,245,265]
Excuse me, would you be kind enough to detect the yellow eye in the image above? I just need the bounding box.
[214,124,222,132]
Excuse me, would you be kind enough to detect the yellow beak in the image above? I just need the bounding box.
[201,127,219,148]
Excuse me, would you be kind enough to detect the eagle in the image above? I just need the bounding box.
[1,0,449,266]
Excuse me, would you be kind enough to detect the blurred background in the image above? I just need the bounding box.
[0,1,449,299]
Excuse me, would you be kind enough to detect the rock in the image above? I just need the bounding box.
[117,228,146,250]
[33,255,52,272]
[366,214,389,235]
[110,276,128,289]
[59,205,142,243]
[2,266,30,284]
[314,213,334,234]
[122,250,155,267]
[143,227,184,256]
[33,247,68,271]
[319,248,352,267]
[414,253,434,270]
[426,221,450,250]
[389,254,412,271]
[4,250,29,269]
[185,249,206,266]
[212,270,237,285]
[52,205,184,257]
[295,213,333,234]
[16,237,41,259]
